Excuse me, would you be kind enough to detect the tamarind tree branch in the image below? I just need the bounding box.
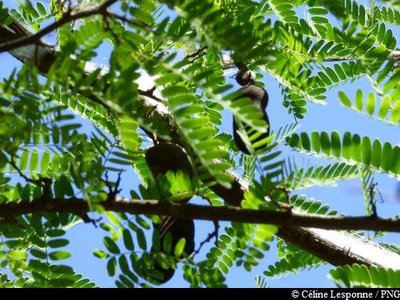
[1,4,400,269]
[1,198,400,233]
[1,198,399,269]
[0,0,118,53]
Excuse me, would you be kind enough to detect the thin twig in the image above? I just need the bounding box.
[191,231,218,257]
[186,46,208,63]
[7,156,43,187]
[107,12,153,32]
[0,0,118,53]
[139,88,163,102]
[103,170,123,202]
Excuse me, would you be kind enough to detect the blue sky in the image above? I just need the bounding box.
[1,0,400,288]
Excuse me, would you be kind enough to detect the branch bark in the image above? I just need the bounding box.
[0,0,118,53]
[1,5,399,270]
[1,198,400,233]
[2,198,399,269]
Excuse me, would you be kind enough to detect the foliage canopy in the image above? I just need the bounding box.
[0,0,400,288]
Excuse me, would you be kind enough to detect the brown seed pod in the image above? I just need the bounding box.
[144,142,195,284]
[233,82,270,155]
[235,68,255,86]
[145,142,195,179]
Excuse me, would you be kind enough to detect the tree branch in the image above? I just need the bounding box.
[1,198,400,233]
[1,198,399,269]
[277,227,400,269]
[0,0,118,53]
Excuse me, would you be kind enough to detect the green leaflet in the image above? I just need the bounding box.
[287,131,400,177]
[339,89,400,125]
[330,264,400,288]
